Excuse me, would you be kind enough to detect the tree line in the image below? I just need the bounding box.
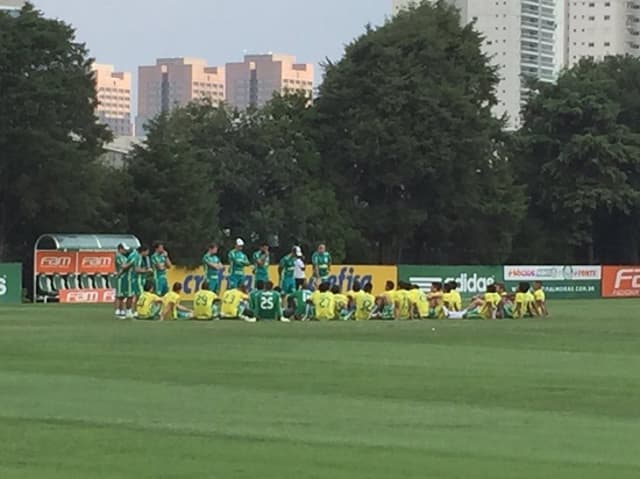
[2,2,640,267]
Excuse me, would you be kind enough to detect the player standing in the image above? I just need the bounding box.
[311,243,332,286]
[132,246,151,304]
[151,242,172,296]
[252,242,271,284]
[203,243,224,293]
[115,243,134,318]
[278,247,297,295]
[227,238,250,289]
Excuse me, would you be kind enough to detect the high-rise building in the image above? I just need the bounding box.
[92,64,133,137]
[393,0,560,129]
[564,0,640,67]
[225,54,314,110]
[136,57,225,136]
[0,0,24,15]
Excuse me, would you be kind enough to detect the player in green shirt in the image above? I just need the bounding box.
[227,238,250,289]
[115,243,134,318]
[131,245,151,304]
[203,243,223,293]
[254,281,285,321]
[278,247,297,295]
[311,243,332,285]
[288,282,313,320]
[252,242,270,283]
[248,280,265,314]
[151,242,172,296]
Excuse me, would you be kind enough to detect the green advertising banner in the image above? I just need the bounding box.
[398,265,503,297]
[0,263,22,304]
[503,266,601,299]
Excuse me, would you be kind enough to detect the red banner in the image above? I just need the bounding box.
[35,251,77,274]
[59,289,116,304]
[602,266,640,298]
[77,251,115,274]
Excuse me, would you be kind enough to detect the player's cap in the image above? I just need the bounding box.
[235,238,245,246]
[117,242,128,250]
[294,246,302,256]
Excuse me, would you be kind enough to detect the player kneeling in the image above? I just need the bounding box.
[533,281,549,317]
[136,281,163,320]
[220,284,255,322]
[192,281,220,321]
[161,282,193,321]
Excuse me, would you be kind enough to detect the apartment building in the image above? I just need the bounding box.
[92,64,133,137]
[393,0,559,129]
[565,0,640,66]
[225,54,314,110]
[136,57,225,135]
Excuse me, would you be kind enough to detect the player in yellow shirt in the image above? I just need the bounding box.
[308,283,336,321]
[410,285,429,319]
[354,283,376,321]
[192,281,219,320]
[466,284,500,320]
[220,285,253,321]
[331,285,351,320]
[380,281,396,320]
[525,288,537,317]
[428,282,445,319]
[533,281,549,317]
[447,281,463,311]
[511,283,529,319]
[394,282,413,320]
[136,281,163,320]
[161,282,193,321]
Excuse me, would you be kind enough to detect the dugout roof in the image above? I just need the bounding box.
[35,234,141,251]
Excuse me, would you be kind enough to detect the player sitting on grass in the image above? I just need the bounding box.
[285,281,313,321]
[354,283,376,321]
[192,281,219,321]
[465,284,500,320]
[533,281,549,317]
[394,282,414,320]
[308,282,335,321]
[447,281,462,311]
[254,281,289,322]
[427,282,444,319]
[161,282,193,321]
[508,282,530,319]
[221,284,255,322]
[332,285,351,320]
[410,284,430,320]
[494,283,510,319]
[135,281,163,320]
[249,280,265,315]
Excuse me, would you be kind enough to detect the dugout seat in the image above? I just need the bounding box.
[37,274,56,303]
[51,274,66,292]
[79,273,93,290]
[66,274,79,289]
[93,274,107,289]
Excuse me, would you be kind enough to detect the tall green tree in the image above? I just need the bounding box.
[516,57,640,264]
[314,1,525,264]
[127,104,225,263]
[0,4,111,261]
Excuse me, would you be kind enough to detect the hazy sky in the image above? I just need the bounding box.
[34,0,390,86]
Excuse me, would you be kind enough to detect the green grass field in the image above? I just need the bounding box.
[1,300,639,478]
